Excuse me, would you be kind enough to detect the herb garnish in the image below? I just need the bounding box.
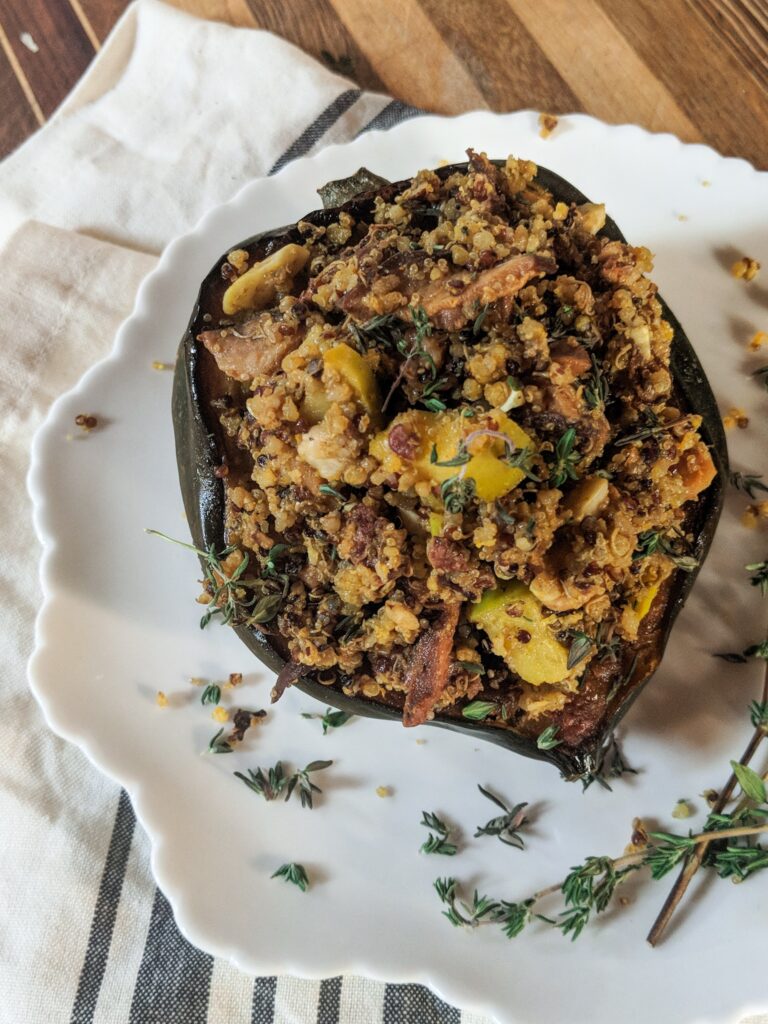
[420,812,458,856]
[380,305,447,413]
[730,471,768,499]
[206,727,234,754]
[474,785,529,849]
[472,303,490,337]
[301,707,354,734]
[566,630,593,670]
[746,559,768,596]
[584,354,609,410]
[455,660,485,676]
[536,725,562,750]
[146,530,289,629]
[632,529,699,572]
[271,862,309,892]
[547,428,580,487]
[201,683,221,706]
[440,476,476,514]
[615,409,686,448]
[234,759,333,809]
[462,699,509,721]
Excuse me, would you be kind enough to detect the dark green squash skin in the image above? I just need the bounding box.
[172,162,727,780]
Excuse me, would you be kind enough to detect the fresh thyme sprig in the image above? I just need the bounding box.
[435,815,768,942]
[271,862,309,892]
[633,529,699,572]
[234,759,333,809]
[440,476,476,514]
[381,305,444,413]
[474,785,529,849]
[614,410,684,448]
[145,529,289,629]
[584,353,609,410]
[730,470,768,499]
[420,812,458,856]
[647,661,768,946]
[547,428,580,487]
[301,707,354,734]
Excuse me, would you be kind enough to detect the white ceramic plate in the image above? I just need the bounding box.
[29,112,768,1024]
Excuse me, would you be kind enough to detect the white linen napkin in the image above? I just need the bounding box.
[0,3,470,1022]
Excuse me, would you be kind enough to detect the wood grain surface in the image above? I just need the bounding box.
[0,0,767,168]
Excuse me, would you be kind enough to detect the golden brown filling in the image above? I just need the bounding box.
[198,149,716,741]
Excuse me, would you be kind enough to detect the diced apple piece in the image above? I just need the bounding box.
[468,581,571,686]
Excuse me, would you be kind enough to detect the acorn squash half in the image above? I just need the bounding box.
[172,160,726,781]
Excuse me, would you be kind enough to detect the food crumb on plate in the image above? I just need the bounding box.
[748,331,767,351]
[152,361,173,371]
[672,798,693,819]
[75,413,98,432]
[722,407,749,430]
[376,785,393,798]
[190,676,205,686]
[212,706,229,723]
[538,112,558,138]
[731,256,761,281]
[156,691,168,708]
[742,501,768,528]
[225,672,243,688]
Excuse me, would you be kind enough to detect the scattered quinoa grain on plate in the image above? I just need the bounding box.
[538,113,558,138]
[731,256,760,280]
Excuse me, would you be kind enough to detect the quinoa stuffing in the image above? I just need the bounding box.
[192,150,717,750]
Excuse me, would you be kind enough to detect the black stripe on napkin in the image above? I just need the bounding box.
[358,100,423,135]
[251,976,278,1023]
[316,976,342,1022]
[269,89,362,175]
[382,983,461,1023]
[128,888,213,1023]
[70,789,136,1024]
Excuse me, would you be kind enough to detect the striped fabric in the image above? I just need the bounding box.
[44,69,473,1024]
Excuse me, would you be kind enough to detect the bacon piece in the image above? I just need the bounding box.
[198,314,300,382]
[402,603,461,727]
[419,252,556,331]
[271,661,307,703]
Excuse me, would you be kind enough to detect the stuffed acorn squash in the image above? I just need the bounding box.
[173,151,726,780]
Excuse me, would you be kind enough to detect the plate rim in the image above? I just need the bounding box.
[26,108,768,1024]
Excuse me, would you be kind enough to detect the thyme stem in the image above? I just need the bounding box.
[646,661,768,946]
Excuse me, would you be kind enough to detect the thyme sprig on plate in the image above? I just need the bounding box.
[145,530,290,629]
[474,785,529,849]
[271,863,309,892]
[730,470,768,499]
[301,707,354,734]
[435,428,537,513]
[420,812,459,856]
[201,683,221,706]
[461,698,513,721]
[435,809,768,942]
[234,759,333,809]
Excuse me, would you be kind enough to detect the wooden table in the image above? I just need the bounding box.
[1,0,767,168]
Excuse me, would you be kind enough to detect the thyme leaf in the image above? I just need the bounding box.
[271,862,309,892]
[730,471,768,499]
[474,785,529,849]
[536,725,562,750]
[547,428,580,487]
